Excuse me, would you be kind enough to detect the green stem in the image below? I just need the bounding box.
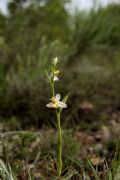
[51,64,55,97]
[56,112,62,178]
[51,80,55,97]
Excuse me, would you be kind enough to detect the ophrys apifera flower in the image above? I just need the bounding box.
[46,94,67,109]
[51,70,61,81]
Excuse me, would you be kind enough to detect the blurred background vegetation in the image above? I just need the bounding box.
[0,0,120,130]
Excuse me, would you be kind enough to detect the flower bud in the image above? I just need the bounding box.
[53,57,58,65]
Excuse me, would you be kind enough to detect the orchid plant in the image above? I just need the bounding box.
[46,57,68,178]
